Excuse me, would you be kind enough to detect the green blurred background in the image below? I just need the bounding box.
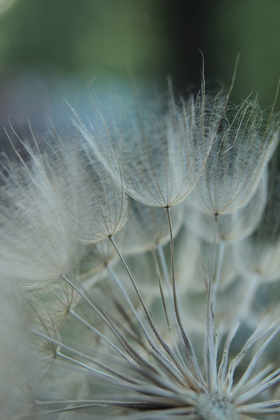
[0,0,279,138]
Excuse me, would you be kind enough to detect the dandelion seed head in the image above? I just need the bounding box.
[1,76,280,420]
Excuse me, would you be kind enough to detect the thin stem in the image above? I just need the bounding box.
[205,214,219,392]
[225,316,275,393]
[165,206,205,386]
[109,235,192,381]
[235,373,280,405]
[152,247,171,330]
[61,275,165,375]
[36,399,103,406]
[32,330,143,386]
[218,322,240,390]
[107,264,153,342]
[106,270,195,388]
[235,364,274,396]
[239,400,280,416]
[157,244,186,366]
[69,309,132,364]
[230,326,280,398]
[37,404,107,417]
[109,236,160,350]
[219,272,260,392]
[158,243,172,297]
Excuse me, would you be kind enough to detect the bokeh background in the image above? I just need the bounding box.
[0,0,279,146]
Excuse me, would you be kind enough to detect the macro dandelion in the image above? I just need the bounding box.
[1,76,280,420]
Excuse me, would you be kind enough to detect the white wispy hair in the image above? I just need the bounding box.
[47,141,129,243]
[187,95,279,216]
[0,147,79,287]
[76,82,216,209]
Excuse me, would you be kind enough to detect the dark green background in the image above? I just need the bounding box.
[0,0,279,135]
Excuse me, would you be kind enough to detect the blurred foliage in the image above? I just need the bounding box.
[0,0,170,77]
[207,0,280,107]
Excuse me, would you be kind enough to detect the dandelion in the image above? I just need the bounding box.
[1,76,280,420]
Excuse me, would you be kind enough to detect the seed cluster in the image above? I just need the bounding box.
[1,80,280,420]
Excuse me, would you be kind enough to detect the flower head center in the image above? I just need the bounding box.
[195,393,240,420]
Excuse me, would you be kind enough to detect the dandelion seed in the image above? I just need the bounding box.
[186,95,279,216]
[77,82,215,209]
